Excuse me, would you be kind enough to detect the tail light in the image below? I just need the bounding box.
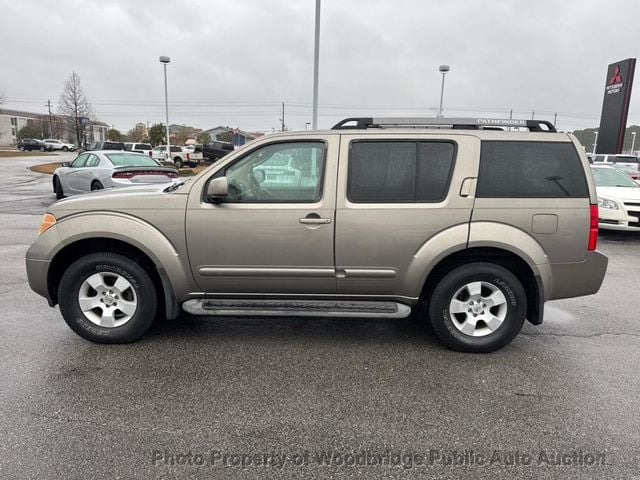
[588,204,598,251]
[149,151,152,157]
[186,152,190,161]
[113,170,178,179]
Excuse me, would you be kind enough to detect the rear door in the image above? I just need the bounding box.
[334,133,478,298]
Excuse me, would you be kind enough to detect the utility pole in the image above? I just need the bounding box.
[311,0,321,130]
[280,102,285,132]
[553,112,557,127]
[509,109,513,120]
[531,110,535,120]
[46,99,53,137]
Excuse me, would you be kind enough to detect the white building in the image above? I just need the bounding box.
[0,108,41,146]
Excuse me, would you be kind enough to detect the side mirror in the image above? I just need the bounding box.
[62,162,70,167]
[253,169,266,184]
[207,177,228,202]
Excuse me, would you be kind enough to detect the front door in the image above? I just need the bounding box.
[186,137,338,294]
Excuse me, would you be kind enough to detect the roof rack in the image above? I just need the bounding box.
[331,117,557,133]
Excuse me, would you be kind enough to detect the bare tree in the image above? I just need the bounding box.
[58,72,93,146]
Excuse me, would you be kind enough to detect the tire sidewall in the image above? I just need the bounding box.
[58,253,157,343]
[429,263,527,352]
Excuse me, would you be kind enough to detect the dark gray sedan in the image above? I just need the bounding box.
[52,151,179,199]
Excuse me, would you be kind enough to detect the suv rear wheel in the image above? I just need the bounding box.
[173,157,183,169]
[427,262,526,352]
[58,253,157,343]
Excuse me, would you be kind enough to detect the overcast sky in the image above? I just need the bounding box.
[1,0,639,133]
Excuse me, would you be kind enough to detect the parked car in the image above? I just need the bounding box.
[612,163,640,182]
[17,138,51,152]
[157,145,194,168]
[151,145,167,162]
[592,153,639,168]
[44,139,76,152]
[27,117,608,352]
[124,142,153,157]
[86,141,126,151]
[184,144,204,165]
[591,165,640,231]
[51,151,179,198]
[202,141,234,162]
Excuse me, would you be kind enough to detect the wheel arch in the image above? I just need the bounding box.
[45,213,195,319]
[421,246,545,325]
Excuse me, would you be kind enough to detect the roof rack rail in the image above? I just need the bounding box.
[331,117,557,133]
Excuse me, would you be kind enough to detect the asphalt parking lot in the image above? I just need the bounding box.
[1,153,639,479]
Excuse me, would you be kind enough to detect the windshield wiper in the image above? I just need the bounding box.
[164,181,185,193]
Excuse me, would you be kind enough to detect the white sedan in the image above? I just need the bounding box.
[591,165,640,231]
[52,151,179,199]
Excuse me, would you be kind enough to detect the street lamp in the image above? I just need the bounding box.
[593,131,598,154]
[438,65,450,117]
[631,131,637,153]
[159,56,171,161]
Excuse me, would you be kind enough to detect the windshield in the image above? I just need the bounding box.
[591,167,639,188]
[106,153,160,167]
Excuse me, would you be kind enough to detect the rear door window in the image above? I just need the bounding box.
[476,141,589,198]
[347,141,456,203]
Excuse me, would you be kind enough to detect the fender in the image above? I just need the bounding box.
[51,212,198,301]
[468,221,552,299]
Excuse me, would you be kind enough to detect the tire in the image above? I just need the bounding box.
[19,146,25,151]
[40,146,46,152]
[427,262,526,353]
[58,252,157,343]
[173,158,183,169]
[188,162,197,168]
[53,176,64,199]
[91,181,104,191]
[62,146,69,152]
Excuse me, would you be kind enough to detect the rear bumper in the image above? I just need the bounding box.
[546,251,608,301]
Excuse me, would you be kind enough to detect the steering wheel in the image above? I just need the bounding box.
[248,172,282,200]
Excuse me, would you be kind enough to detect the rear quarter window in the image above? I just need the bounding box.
[476,141,589,198]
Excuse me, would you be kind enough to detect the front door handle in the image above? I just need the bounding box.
[299,214,331,225]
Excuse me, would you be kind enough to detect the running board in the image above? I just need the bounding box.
[182,299,412,319]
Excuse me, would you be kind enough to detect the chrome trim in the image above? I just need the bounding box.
[198,267,335,278]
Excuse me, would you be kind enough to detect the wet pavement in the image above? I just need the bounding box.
[0,153,639,479]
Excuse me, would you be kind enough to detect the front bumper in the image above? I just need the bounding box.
[598,206,640,231]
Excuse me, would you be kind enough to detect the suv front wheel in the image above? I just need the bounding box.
[58,252,157,343]
[427,262,526,353]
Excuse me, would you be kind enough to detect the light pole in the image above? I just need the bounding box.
[631,131,637,153]
[311,0,321,129]
[593,131,598,154]
[438,65,450,117]
[159,56,171,161]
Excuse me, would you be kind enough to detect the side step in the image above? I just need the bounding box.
[182,299,412,319]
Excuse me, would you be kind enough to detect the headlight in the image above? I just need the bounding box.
[597,197,619,210]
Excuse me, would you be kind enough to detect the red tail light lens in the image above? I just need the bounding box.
[149,151,152,157]
[113,170,177,179]
[588,204,598,251]
[186,152,190,161]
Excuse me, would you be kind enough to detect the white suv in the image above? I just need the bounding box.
[593,154,639,169]
[44,139,76,152]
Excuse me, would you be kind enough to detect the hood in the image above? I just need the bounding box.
[50,183,188,217]
[597,185,640,202]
